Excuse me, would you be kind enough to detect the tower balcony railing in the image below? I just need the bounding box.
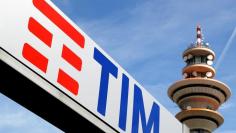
[186,42,210,51]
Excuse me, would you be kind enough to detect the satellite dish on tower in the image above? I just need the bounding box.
[206,72,213,77]
[207,60,213,65]
[183,56,188,62]
[188,54,193,59]
[207,55,213,60]
[192,71,197,77]
[183,73,188,78]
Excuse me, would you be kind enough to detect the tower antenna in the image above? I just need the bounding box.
[196,24,203,47]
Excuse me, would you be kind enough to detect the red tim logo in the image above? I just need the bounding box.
[22,0,85,95]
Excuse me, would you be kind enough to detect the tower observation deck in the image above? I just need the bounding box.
[168,25,231,133]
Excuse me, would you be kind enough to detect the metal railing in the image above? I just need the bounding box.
[186,43,210,51]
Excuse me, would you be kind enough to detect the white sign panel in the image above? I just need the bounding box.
[0,0,183,132]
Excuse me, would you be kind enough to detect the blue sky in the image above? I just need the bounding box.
[0,0,236,132]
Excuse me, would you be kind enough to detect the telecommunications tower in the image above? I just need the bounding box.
[168,25,231,133]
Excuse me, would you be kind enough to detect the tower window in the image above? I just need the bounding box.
[186,56,208,66]
[201,56,207,64]
[195,56,201,64]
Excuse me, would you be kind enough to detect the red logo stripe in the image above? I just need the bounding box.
[33,0,85,48]
[28,17,53,47]
[22,43,48,73]
[62,45,82,71]
[57,69,79,95]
